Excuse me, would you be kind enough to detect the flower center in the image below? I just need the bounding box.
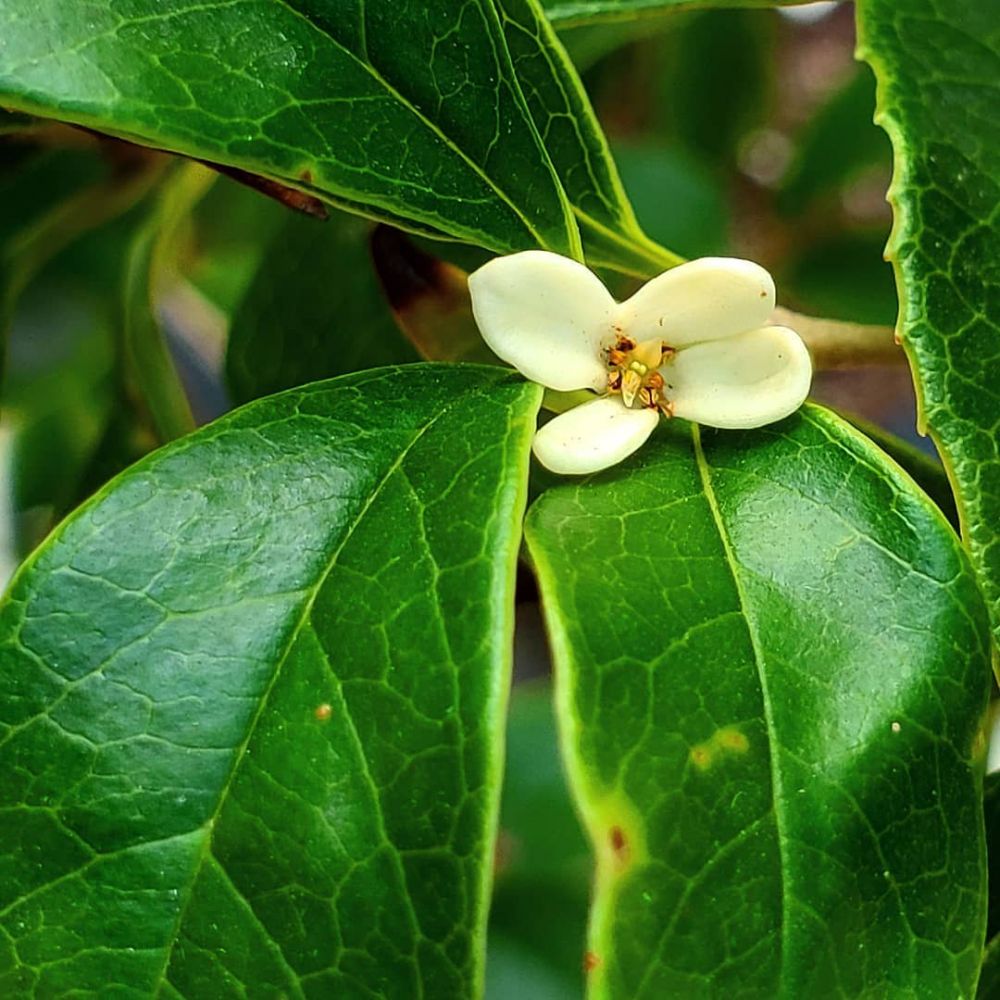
[605,334,676,414]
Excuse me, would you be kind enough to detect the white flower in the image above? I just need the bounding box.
[468,251,812,475]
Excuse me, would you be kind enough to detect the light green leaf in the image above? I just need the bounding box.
[540,0,808,27]
[0,1,580,260]
[121,162,213,442]
[0,364,540,997]
[226,212,418,405]
[856,0,1000,641]
[526,406,991,997]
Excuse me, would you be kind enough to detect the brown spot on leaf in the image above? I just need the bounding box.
[584,951,602,973]
[609,825,631,867]
[314,703,333,722]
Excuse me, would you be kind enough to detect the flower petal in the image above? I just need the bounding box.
[617,257,776,348]
[468,251,614,392]
[663,325,811,429]
[533,396,659,475]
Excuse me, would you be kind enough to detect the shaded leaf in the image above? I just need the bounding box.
[487,683,590,999]
[0,364,540,997]
[981,770,1000,997]
[612,142,728,258]
[526,406,991,997]
[121,162,212,441]
[857,0,1000,640]
[227,213,418,405]
[782,231,897,327]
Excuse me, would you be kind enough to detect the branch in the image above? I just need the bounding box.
[774,307,904,370]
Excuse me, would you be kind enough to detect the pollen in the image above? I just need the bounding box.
[606,335,671,411]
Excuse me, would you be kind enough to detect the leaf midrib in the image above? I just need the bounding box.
[682,423,791,996]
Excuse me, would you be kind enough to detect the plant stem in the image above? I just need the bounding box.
[774,307,904,370]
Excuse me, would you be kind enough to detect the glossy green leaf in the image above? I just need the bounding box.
[540,0,806,27]
[845,416,958,531]
[526,406,991,997]
[0,364,540,997]
[495,0,679,275]
[0,0,582,260]
[226,212,417,405]
[856,0,1000,641]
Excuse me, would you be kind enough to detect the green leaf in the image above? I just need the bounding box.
[181,175,289,316]
[525,406,991,997]
[980,937,1000,1000]
[540,0,807,27]
[856,0,1000,641]
[782,232,897,327]
[0,364,540,997]
[495,0,679,275]
[0,145,161,382]
[984,766,1000,943]
[121,162,213,442]
[612,142,728,259]
[0,1,581,260]
[660,9,774,171]
[226,212,418,405]
[844,416,958,531]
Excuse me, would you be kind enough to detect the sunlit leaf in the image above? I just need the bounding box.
[0,365,540,996]
[526,406,991,997]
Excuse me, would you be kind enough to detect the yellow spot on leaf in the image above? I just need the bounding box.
[689,726,749,770]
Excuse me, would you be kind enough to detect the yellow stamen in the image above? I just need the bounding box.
[621,369,643,408]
